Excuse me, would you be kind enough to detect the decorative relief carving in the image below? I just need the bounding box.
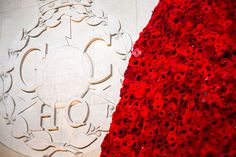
[0,0,132,156]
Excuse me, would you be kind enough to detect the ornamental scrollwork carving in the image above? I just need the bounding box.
[0,0,133,156]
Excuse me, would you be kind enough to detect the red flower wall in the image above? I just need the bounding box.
[101,0,236,156]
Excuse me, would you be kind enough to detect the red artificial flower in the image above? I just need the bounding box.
[101,0,236,156]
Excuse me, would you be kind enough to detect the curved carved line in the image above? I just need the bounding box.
[84,38,111,51]
[82,51,94,78]
[86,16,104,26]
[40,3,82,15]
[44,148,62,157]
[0,76,4,94]
[4,74,13,94]
[90,64,112,85]
[47,20,61,28]
[6,66,14,73]
[19,48,41,85]
[71,15,88,23]
[28,26,47,38]
[21,88,36,93]
[39,0,57,10]
[0,67,14,93]
[9,95,16,117]
[27,19,40,34]
[14,38,30,54]
[46,130,53,143]
[68,137,98,150]
[83,38,113,84]
[21,116,29,132]
[66,98,89,128]
[82,38,106,78]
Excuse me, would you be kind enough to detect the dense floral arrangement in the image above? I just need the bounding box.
[101,0,236,156]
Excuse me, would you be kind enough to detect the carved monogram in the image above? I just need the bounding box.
[0,0,132,156]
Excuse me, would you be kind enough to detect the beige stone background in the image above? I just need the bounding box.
[0,0,157,156]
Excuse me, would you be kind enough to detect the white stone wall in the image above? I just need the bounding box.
[0,0,157,157]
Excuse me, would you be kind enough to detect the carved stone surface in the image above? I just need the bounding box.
[0,0,156,156]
